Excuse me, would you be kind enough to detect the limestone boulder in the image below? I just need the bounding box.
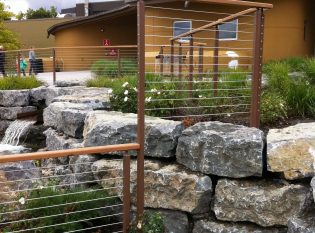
[288,216,315,233]
[0,90,30,107]
[176,121,264,178]
[84,111,184,158]
[267,123,315,180]
[44,102,93,138]
[69,155,100,182]
[44,128,83,151]
[0,106,37,120]
[213,179,312,227]
[92,159,212,213]
[30,86,48,106]
[0,120,11,136]
[193,219,287,233]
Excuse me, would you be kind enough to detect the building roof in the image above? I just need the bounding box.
[47,4,136,37]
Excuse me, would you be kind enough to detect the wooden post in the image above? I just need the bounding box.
[170,41,174,79]
[178,43,182,80]
[250,8,264,128]
[17,51,21,77]
[189,36,194,97]
[118,49,121,77]
[198,45,204,80]
[159,46,164,75]
[53,48,56,85]
[213,25,219,96]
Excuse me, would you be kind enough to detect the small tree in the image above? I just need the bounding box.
[0,2,20,49]
[25,6,58,19]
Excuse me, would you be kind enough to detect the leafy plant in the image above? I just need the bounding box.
[304,58,315,84]
[260,91,288,124]
[3,185,120,233]
[0,76,42,90]
[130,212,165,233]
[91,58,137,78]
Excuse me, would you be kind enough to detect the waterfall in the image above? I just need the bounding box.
[1,120,35,146]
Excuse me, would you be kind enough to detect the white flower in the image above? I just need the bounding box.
[124,90,129,95]
[150,88,157,93]
[124,96,128,102]
[145,97,152,102]
[198,95,203,98]
[19,197,25,205]
[157,92,161,95]
[193,80,199,83]
[226,114,231,117]
[108,89,113,94]
[39,185,44,190]
[133,87,138,92]
[122,82,129,87]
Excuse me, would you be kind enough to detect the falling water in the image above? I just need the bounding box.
[1,120,35,146]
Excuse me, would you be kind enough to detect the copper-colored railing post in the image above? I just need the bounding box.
[118,49,121,77]
[213,25,219,97]
[159,46,164,75]
[17,51,21,77]
[170,41,174,79]
[178,43,182,80]
[123,153,131,233]
[53,48,56,85]
[189,35,194,98]
[137,0,145,231]
[198,45,204,80]
[250,8,264,128]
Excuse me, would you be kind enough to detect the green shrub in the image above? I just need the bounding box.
[130,212,165,233]
[281,57,307,72]
[91,58,137,78]
[0,76,42,90]
[286,80,315,117]
[304,58,315,84]
[3,185,120,233]
[260,91,288,124]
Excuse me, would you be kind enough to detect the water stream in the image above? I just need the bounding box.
[1,120,35,146]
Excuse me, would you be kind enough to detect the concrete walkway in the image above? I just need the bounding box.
[37,70,94,86]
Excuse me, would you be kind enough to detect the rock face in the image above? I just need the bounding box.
[69,155,99,182]
[44,128,83,151]
[193,219,287,233]
[176,121,264,178]
[0,120,10,136]
[213,179,312,227]
[44,102,93,138]
[267,123,315,180]
[0,90,30,107]
[92,159,212,213]
[287,216,315,233]
[84,111,184,158]
[0,106,37,120]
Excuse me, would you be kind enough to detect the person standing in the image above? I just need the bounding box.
[0,46,6,77]
[29,47,37,75]
[20,55,28,77]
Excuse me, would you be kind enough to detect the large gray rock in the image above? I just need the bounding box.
[0,106,37,120]
[0,120,11,136]
[213,179,312,227]
[288,216,315,233]
[311,177,315,201]
[69,154,99,182]
[92,159,212,213]
[0,90,30,107]
[176,121,264,178]
[30,86,48,105]
[44,128,83,151]
[267,123,315,180]
[193,219,287,233]
[84,111,184,158]
[44,102,93,138]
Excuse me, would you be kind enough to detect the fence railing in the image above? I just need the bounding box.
[0,143,139,233]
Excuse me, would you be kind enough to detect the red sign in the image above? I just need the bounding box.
[103,39,111,46]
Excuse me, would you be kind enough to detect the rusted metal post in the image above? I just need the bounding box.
[189,36,194,97]
[250,8,264,128]
[198,45,204,80]
[137,0,145,231]
[159,46,164,75]
[178,43,182,80]
[123,153,131,233]
[170,41,174,79]
[17,51,21,77]
[213,25,219,96]
[118,49,121,77]
[53,48,56,85]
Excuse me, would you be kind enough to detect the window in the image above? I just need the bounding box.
[218,19,238,41]
[173,21,192,42]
